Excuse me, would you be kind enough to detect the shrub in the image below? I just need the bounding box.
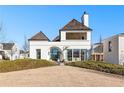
[65,61,124,75]
[0,59,57,73]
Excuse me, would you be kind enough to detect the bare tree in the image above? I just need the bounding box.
[0,22,3,32]
[99,35,103,61]
[8,41,15,60]
[0,21,6,43]
[23,35,29,58]
[62,46,68,52]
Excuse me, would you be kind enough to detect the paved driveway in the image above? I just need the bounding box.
[0,66,123,87]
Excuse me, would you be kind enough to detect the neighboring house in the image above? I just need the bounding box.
[29,11,92,62]
[103,33,124,65]
[91,43,103,61]
[0,43,20,60]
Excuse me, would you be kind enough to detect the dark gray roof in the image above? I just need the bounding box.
[52,36,60,42]
[29,31,50,41]
[93,43,103,53]
[2,43,14,50]
[60,19,92,31]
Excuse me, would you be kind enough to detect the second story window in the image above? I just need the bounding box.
[66,32,87,40]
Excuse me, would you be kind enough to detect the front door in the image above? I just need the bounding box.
[36,49,41,59]
[50,47,62,61]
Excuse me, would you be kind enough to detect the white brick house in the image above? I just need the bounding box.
[29,11,92,62]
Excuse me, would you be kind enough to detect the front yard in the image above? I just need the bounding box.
[0,66,123,87]
[65,61,124,75]
[0,59,57,73]
[0,59,123,86]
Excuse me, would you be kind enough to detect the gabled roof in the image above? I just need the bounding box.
[60,19,92,31]
[2,43,14,50]
[29,31,50,41]
[52,36,60,42]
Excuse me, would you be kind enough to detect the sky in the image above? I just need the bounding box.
[0,5,124,49]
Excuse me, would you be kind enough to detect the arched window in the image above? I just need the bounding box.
[50,47,61,61]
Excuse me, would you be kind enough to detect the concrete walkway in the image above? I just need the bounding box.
[0,66,123,87]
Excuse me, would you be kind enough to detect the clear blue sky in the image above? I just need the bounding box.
[0,5,124,49]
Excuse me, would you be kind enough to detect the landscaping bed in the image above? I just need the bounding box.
[65,61,124,75]
[0,59,57,73]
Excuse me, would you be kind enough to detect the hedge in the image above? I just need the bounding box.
[0,59,57,73]
[65,61,124,75]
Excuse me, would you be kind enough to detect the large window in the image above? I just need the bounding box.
[66,32,87,40]
[67,49,72,61]
[36,49,41,59]
[67,49,87,61]
[50,47,60,61]
[73,49,80,58]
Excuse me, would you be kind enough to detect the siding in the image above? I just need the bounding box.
[103,35,119,64]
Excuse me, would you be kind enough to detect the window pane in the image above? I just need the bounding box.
[73,49,80,58]
[67,49,72,61]
[108,41,112,52]
[81,49,87,61]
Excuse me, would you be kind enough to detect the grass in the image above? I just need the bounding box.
[65,61,124,76]
[0,59,57,73]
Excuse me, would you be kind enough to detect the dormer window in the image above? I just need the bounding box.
[82,36,85,40]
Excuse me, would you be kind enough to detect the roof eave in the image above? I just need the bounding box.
[28,39,50,41]
[59,29,92,31]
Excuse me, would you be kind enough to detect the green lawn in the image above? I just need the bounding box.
[0,59,57,73]
[65,61,124,75]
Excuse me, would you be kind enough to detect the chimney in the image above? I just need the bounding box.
[81,11,89,27]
